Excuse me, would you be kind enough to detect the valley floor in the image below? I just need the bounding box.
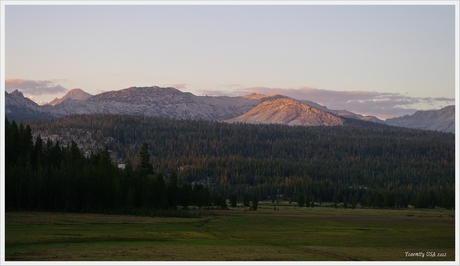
[4,204,455,262]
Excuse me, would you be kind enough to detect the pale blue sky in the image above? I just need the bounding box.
[3,3,457,119]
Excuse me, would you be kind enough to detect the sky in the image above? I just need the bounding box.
[2,2,458,119]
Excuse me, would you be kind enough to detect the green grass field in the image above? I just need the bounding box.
[4,204,456,261]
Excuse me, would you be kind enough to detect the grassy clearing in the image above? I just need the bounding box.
[5,205,455,261]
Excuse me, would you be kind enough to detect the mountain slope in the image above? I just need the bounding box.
[43,86,265,120]
[48,88,93,106]
[5,90,54,121]
[5,85,454,132]
[224,98,344,126]
[385,105,455,133]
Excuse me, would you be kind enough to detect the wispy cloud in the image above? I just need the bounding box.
[198,84,246,97]
[164,83,187,90]
[27,95,46,105]
[199,90,234,97]
[198,86,455,119]
[5,79,68,95]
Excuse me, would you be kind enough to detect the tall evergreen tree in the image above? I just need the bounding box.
[230,193,238,207]
[167,172,179,209]
[243,193,251,207]
[251,194,259,211]
[375,193,384,209]
[297,193,305,207]
[139,142,153,176]
[180,183,192,209]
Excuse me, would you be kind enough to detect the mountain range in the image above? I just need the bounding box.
[5,86,455,133]
[385,105,455,133]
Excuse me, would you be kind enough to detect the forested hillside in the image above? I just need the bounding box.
[5,117,232,214]
[27,114,455,209]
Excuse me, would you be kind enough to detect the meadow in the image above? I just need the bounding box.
[5,203,455,261]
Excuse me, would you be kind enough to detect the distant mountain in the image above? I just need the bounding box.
[361,116,385,123]
[335,110,384,123]
[240,94,382,124]
[47,88,92,106]
[241,93,285,101]
[4,86,454,132]
[5,90,54,122]
[385,105,455,133]
[224,98,344,126]
[41,86,267,120]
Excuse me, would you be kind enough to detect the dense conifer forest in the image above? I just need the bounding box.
[5,117,232,215]
[6,114,455,213]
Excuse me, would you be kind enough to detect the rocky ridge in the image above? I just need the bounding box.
[5,86,455,132]
[385,105,455,133]
[5,90,54,121]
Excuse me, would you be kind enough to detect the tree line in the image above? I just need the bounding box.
[23,114,456,209]
[5,117,250,215]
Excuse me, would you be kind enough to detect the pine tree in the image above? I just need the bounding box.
[297,193,305,207]
[243,193,251,207]
[166,172,179,209]
[180,183,192,209]
[139,142,153,176]
[230,193,237,207]
[375,193,384,209]
[251,194,259,211]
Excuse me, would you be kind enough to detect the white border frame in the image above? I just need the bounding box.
[1,1,458,266]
